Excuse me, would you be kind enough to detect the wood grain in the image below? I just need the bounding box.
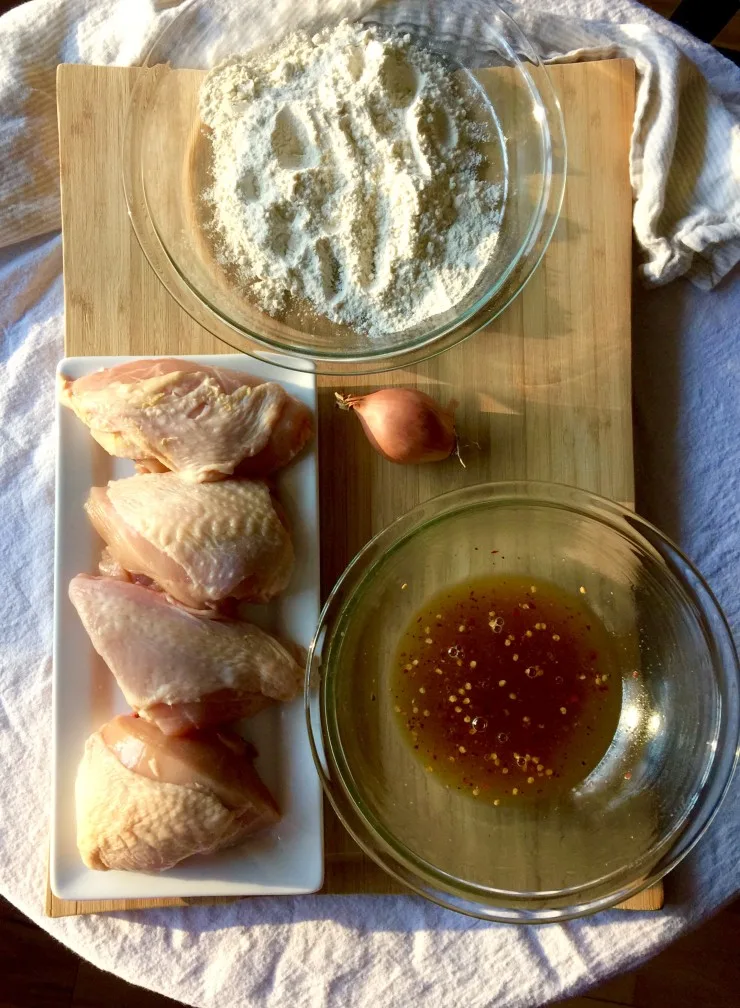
[50,60,662,917]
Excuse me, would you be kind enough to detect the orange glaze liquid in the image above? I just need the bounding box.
[392,575,622,803]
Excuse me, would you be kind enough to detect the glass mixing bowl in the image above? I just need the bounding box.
[306,482,739,922]
[123,0,565,374]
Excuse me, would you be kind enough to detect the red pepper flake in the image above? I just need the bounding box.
[392,574,621,806]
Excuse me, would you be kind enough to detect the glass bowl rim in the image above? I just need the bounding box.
[305,480,740,922]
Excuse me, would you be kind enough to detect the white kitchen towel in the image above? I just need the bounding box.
[510,0,740,288]
[0,2,739,1007]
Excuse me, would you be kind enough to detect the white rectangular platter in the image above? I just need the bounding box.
[50,355,323,900]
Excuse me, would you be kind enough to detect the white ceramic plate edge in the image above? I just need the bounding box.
[50,354,323,900]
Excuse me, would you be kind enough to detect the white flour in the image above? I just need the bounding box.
[199,20,502,339]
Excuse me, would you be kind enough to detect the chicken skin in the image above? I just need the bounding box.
[76,715,280,872]
[69,575,304,735]
[84,473,293,608]
[59,358,313,482]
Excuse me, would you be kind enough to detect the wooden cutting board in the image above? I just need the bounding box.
[48,60,663,917]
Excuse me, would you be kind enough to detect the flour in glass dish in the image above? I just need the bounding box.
[199,20,503,339]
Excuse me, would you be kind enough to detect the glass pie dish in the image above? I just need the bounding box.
[306,482,739,921]
[123,0,566,374]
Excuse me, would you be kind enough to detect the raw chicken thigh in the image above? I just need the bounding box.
[69,575,304,735]
[59,358,313,482]
[76,715,280,872]
[85,473,293,608]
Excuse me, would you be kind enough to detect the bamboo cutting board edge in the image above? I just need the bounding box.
[49,60,663,917]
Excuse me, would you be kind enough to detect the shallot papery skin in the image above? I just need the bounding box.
[336,388,456,464]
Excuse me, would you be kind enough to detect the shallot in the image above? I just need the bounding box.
[335,388,456,464]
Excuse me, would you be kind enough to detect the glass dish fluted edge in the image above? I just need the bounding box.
[304,481,740,923]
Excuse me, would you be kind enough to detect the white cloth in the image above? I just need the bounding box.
[0,1,738,1006]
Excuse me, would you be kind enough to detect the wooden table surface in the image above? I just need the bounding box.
[47,47,678,920]
[50,57,668,917]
